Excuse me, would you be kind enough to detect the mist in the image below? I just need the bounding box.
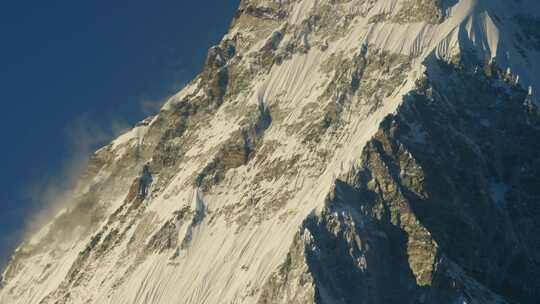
[0,116,127,270]
[0,0,240,276]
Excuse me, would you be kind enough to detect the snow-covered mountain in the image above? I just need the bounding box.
[2,0,540,303]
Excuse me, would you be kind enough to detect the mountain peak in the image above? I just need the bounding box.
[229,0,540,93]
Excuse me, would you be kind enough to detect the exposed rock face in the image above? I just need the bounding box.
[286,58,540,303]
[2,0,540,303]
[394,0,446,24]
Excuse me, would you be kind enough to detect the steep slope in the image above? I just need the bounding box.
[2,0,540,303]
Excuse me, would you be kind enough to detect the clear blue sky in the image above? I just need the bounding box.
[0,0,240,266]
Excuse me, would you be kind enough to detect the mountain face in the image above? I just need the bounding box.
[2,0,540,303]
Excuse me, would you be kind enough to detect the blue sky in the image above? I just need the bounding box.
[0,0,239,267]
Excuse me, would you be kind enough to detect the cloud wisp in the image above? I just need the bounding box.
[0,115,131,273]
[1,62,189,273]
